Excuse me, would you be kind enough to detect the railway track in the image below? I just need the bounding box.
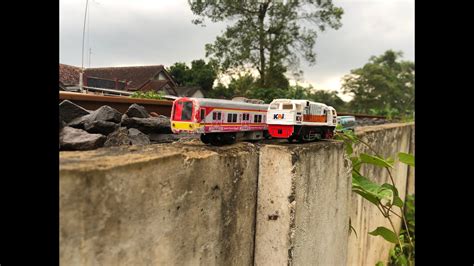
[59,91,173,116]
[59,91,390,120]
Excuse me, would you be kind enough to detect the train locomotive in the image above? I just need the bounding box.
[170,97,269,145]
[266,99,337,142]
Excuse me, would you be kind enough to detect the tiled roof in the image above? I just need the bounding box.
[59,64,82,85]
[84,65,165,89]
[138,80,178,95]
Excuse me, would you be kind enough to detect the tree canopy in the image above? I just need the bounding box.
[342,50,414,115]
[189,0,343,88]
[167,59,218,91]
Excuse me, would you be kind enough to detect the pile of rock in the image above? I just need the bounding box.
[59,100,192,151]
[354,117,390,127]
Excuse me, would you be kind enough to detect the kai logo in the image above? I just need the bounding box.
[273,114,285,119]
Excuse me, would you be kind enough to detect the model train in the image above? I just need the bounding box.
[267,99,337,142]
[170,97,269,145]
[170,97,337,145]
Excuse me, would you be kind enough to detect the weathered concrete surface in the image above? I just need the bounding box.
[347,122,414,266]
[255,141,351,266]
[60,142,259,266]
[406,124,415,195]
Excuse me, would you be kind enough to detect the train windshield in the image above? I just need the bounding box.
[173,100,193,121]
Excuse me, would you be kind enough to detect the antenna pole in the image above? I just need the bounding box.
[80,0,89,92]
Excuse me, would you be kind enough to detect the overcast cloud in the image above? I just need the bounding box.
[60,0,414,100]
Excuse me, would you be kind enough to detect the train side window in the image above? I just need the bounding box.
[227,113,232,122]
[282,104,293,110]
[232,113,237,122]
[213,112,217,120]
[200,109,206,121]
[254,114,261,123]
[218,112,221,120]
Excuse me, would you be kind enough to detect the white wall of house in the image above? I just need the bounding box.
[191,90,204,98]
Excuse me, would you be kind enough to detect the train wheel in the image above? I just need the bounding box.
[288,136,294,143]
[209,134,222,146]
[200,134,210,144]
[225,133,237,145]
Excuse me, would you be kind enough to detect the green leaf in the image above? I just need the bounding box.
[380,183,404,208]
[395,254,408,266]
[360,153,393,168]
[344,140,353,155]
[352,174,393,202]
[376,261,384,266]
[392,195,404,208]
[398,152,414,167]
[369,227,398,244]
[353,188,380,205]
[351,156,362,172]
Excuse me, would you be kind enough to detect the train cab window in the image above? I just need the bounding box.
[232,113,237,122]
[282,104,293,110]
[332,110,336,115]
[181,101,193,121]
[270,103,279,110]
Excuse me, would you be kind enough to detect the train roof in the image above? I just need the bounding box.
[270,99,332,108]
[180,97,269,111]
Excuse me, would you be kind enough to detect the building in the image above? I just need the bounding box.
[59,64,179,96]
[174,86,205,98]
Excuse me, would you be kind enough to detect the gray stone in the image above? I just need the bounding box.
[89,105,122,123]
[128,128,150,145]
[121,115,171,134]
[60,126,106,151]
[125,104,150,118]
[59,100,90,123]
[104,127,131,147]
[84,120,119,135]
[67,114,92,129]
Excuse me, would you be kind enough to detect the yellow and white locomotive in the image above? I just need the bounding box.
[266,99,337,142]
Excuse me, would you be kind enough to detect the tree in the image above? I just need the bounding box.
[189,0,343,88]
[307,89,347,111]
[342,50,415,115]
[168,59,218,91]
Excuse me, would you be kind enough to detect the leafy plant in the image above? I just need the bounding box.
[335,126,414,265]
[130,91,165,100]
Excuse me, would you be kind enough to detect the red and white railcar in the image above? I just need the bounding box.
[266,99,337,142]
[171,97,269,145]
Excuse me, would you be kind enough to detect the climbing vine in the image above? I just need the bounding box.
[334,126,415,266]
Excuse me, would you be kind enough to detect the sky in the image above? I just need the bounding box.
[60,0,414,101]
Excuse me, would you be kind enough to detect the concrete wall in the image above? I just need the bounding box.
[347,123,414,266]
[60,142,259,266]
[60,123,414,266]
[254,142,351,266]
